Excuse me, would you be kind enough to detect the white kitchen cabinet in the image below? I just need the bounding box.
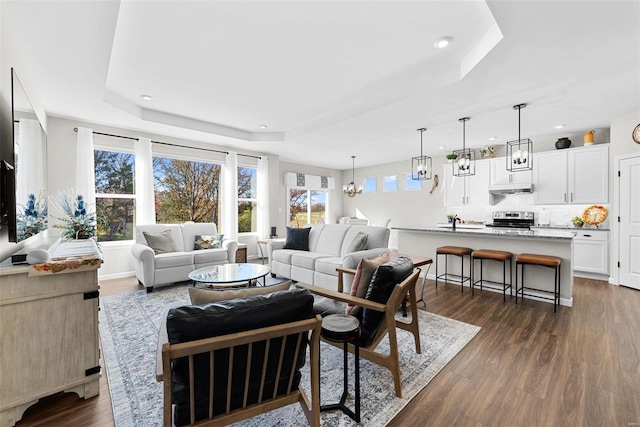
[572,229,609,277]
[490,157,533,185]
[533,144,608,205]
[443,160,490,206]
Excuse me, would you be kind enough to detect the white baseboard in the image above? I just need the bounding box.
[99,271,135,281]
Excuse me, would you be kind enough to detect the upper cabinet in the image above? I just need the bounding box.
[533,144,609,205]
[443,160,490,207]
[490,158,533,185]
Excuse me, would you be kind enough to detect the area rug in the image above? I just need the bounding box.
[99,281,480,426]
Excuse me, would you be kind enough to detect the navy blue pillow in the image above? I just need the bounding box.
[283,226,311,251]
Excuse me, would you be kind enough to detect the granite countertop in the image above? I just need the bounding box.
[392,226,576,240]
[531,225,610,231]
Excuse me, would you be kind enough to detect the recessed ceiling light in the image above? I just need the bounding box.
[438,146,446,150]
[488,137,498,141]
[259,125,268,129]
[141,94,152,101]
[554,124,565,129]
[434,36,453,49]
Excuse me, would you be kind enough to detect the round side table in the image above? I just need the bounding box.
[319,314,361,423]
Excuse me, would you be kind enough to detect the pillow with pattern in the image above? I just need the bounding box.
[194,234,224,250]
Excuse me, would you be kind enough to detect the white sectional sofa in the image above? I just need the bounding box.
[131,223,237,292]
[267,224,390,290]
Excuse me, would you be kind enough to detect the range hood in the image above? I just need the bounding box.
[488,182,534,194]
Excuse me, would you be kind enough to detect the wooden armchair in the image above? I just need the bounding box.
[157,290,322,426]
[297,259,421,398]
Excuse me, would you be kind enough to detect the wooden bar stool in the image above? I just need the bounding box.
[471,249,513,302]
[515,253,562,312]
[435,246,472,293]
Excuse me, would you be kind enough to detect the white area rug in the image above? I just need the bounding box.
[99,282,480,426]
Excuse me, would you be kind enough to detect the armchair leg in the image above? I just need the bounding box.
[146,286,154,293]
[271,273,276,278]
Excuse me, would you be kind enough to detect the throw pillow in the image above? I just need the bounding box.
[188,280,292,305]
[143,230,177,254]
[194,234,224,250]
[346,252,388,315]
[345,231,368,254]
[283,226,311,251]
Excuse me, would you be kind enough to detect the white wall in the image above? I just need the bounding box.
[0,2,49,261]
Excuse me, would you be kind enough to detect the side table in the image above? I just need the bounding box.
[235,243,247,263]
[320,314,361,423]
[257,238,285,264]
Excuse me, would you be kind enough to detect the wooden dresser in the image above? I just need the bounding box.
[0,241,101,427]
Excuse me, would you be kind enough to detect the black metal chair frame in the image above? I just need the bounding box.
[515,261,561,312]
[435,252,471,293]
[471,255,513,302]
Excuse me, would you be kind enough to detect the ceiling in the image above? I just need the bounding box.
[5,0,640,170]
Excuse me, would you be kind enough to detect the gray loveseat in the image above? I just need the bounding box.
[131,223,238,292]
[268,224,390,290]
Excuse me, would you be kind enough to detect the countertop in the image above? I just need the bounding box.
[531,225,610,231]
[392,225,575,240]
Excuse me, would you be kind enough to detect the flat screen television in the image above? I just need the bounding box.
[0,68,47,243]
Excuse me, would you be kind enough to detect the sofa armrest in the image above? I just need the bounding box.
[267,240,286,266]
[131,243,155,264]
[342,248,391,269]
[222,239,238,262]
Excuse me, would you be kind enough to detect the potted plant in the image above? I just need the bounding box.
[570,216,584,228]
[446,153,458,163]
[446,214,456,223]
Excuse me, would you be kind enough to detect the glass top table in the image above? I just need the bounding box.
[188,263,271,288]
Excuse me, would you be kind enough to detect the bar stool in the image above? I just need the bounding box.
[435,246,472,293]
[471,249,513,302]
[515,253,562,312]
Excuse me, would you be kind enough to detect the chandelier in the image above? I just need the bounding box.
[506,103,533,172]
[453,117,475,177]
[412,128,432,180]
[343,155,363,197]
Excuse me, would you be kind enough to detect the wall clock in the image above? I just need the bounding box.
[634,123,640,144]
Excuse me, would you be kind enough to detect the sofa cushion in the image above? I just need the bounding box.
[341,226,390,256]
[314,256,343,276]
[283,227,311,251]
[188,280,292,305]
[194,234,223,250]
[291,252,330,270]
[357,256,413,347]
[143,230,178,254]
[167,289,314,425]
[347,252,389,315]
[314,224,350,256]
[154,251,193,268]
[344,231,368,254]
[272,249,298,264]
[192,248,229,265]
[181,222,218,253]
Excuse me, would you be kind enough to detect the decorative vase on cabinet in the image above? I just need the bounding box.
[555,137,572,149]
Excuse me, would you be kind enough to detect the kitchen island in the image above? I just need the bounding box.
[393,226,575,307]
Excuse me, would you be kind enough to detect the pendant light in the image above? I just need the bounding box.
[453,117,475,177]
[343,155,363,197]
[412,128,432,180]
[506,103,533,172]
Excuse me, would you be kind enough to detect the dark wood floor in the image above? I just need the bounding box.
[15,275,640,426]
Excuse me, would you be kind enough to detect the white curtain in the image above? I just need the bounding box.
[257,156,270,239]
[16,119,45,206]
[222,151,238,241]
[75,127,96,207]
[135,137,156,225]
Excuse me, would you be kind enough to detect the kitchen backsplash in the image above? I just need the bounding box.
[446,193,610,228]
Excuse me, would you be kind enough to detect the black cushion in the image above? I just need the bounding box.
[358,256,414,347]
[166,289,314,426]
[283,226,311,251]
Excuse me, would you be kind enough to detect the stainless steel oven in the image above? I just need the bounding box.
[484,211,535,229]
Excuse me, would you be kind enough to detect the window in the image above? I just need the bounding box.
[238,166,257,233]
[289,189,327,228]
[153,156,221,224]
[365,177,377,193]
[94,149,135,242]
[404,173,421,191]
[383,175,398,192]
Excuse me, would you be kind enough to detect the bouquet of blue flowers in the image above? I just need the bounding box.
[17,193,48,241]
[55,192,97,240]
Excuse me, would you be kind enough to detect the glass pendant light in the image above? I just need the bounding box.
[506,103,533,172]
[453,117,475,177]
[343,155,363,197]
[412,128,432,180]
